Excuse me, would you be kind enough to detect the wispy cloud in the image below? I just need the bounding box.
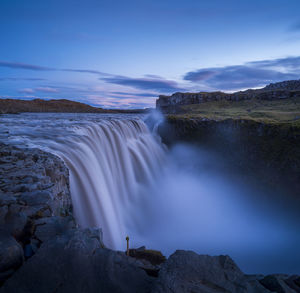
[101,75,184,92]
[0,61,54,71]
[110,91,157,98]
[184,56,300,90]
[288,22,300,32]
[0,77,46,81]
[0,60,109,76]
[85,95,155,109]
[62,68,110,76]
[35,87,59,93]
[18,87,59,94]
[18,88,35,94]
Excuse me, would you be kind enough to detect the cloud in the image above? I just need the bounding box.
[17,87,59,94]
[18,88,35,94]
[0,61,54,71]
[101,76,184,92]
[110,91,157,98]
[62,68,110,76]
[0,77,46,81]
[248,56,300,71]
[184,56,300,90]
[0,60,109,76]
[35,87,59,93]
[288,22,300,32]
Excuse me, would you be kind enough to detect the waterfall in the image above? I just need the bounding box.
[51,119,166,248]
[1,113,300,273]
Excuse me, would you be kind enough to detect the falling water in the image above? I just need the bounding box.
[53,119,166,247]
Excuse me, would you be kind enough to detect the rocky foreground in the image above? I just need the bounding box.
[0,143,300,293]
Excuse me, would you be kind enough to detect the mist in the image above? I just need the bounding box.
[127,141,300,275]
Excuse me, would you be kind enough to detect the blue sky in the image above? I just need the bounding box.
[1,0,300,109]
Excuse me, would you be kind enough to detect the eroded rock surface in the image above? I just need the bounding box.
[0,143,73,281]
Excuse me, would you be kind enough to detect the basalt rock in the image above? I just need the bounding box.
[0,143,74,283]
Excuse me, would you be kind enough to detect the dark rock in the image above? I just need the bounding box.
[259,274,298,293]
[285,275,300,292]
[0,195,16,206]
[4,211,28,239]
[129,248,166,266]
[0,207,8,225]
[151,250,269,293]
[0,233,24,274]
[0,228,153,293]
[34,216,75,243]
[20,191,52,207]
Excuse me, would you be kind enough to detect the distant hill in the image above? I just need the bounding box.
[0,98,113,114]
[0,98,148,114]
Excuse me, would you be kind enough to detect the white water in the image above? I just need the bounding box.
[53,119,166,247]
[1,112,299,274]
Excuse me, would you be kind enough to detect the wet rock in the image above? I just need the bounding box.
[0,229,152,293]
[151,250,270,293]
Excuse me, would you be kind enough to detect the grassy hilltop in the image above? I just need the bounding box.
[174,96,300,125]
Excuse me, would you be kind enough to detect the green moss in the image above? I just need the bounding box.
[166,96,300,128]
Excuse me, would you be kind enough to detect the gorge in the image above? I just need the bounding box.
[0,109,300,292]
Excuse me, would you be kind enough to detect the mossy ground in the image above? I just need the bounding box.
[170,97,300,127]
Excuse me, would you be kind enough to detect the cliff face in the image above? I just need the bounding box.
[0,143,75,283]
[158,117,300,195]
[156,80,300,113]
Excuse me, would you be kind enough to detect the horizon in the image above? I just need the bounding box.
[1,0,300,109]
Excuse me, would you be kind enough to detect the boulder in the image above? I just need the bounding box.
[151,250,270,293]
[128,247,166,266]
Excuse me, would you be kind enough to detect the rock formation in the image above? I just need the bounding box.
[0,143,74,283]
[156,80,300,113]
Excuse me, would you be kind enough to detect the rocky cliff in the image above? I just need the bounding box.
[156,80,300,113]
[158,117,300,195]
